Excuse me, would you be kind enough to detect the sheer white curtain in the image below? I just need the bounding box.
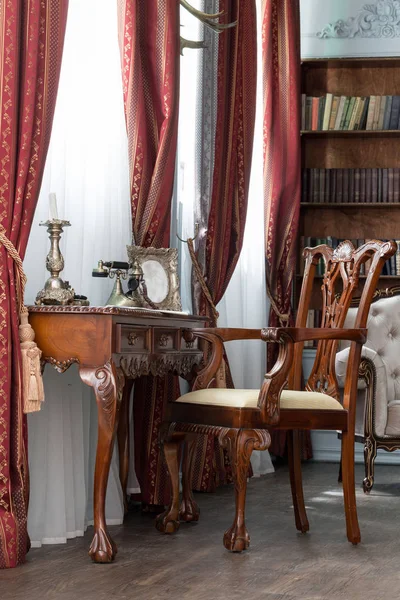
[177,0,273,475]
[24,0,134,546]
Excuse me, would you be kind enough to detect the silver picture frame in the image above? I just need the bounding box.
[126,246,182,311]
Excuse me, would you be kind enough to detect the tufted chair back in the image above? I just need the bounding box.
[340,292,400,436]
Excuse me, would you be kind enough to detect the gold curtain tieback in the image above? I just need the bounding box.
[0,226,44,413]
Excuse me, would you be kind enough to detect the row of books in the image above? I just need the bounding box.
[300,237,400,278]
[301,94,400,131]
[302,168,400,204]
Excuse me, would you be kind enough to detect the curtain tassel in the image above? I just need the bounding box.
[19,310,44,413]
[0,226,45,413]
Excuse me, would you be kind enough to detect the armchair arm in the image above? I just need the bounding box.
[335,345,388,438]
[185,326,367,425]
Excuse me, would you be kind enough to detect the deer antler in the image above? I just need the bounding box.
[180,36,207,55]
[180,0,236,38]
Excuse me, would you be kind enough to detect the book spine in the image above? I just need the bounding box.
[349,168,355,203]
[354,169,361,203]
[389,95,400,129]
[383,95,393,130]
[311,97,319,130]
[348,97,360,130]
[334,96,347,130]
[322,93,333,131]
[353,97,365,130]
[365,169,372,203]
[372,96,381,130]
[313,168,319,203]
[360,169,366,203]
[319,168,325,203]
[301,94,306,130]
[394,169,400,203]
[382,168,388,203]
[377,96,387,130]
[317,97,326,131]
[388,168,394,203]
[359,97,370,130]
[305,96,313,130]
[330,169,337,203]
[337,169,343,202]
[329,96,340,130]
[325,168,331,202]
[340,97,351,130]
[343,97,356,130]
[366,96,376,130]
[371,168,378,203]
[343,169,349,203]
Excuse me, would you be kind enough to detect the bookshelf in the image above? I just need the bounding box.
[297,57,400,321]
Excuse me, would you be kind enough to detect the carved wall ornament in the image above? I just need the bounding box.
[317,1,400,39]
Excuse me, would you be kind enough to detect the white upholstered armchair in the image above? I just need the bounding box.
[335,287,400,492]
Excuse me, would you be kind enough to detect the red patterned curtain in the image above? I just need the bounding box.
[0,0,68,568]
[191,0,257,491]
[117,0,180,506]
[262,0,311,459]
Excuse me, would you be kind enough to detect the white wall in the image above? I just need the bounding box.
[301,0,400,58]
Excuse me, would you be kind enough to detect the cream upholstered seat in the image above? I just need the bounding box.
[335,290,400,491]
[177,388,344,411]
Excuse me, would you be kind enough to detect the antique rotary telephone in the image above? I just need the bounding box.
[92,260,157,308]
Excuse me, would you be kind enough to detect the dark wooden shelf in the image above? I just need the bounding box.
[301,57,400,69]
[296,274,400,280]
[301,203,400,209]
[301,130,400,138]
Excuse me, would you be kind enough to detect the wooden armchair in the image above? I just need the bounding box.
[156,240,396,551]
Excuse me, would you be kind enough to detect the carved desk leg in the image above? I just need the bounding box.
[80,361,125,563]
[117,378,134,514]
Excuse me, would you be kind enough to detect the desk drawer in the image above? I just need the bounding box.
[116,325,151,353]
[154,328,179,351]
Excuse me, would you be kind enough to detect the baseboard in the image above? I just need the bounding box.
[311,430,400,465]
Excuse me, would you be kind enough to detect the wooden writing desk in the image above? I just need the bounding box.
[29,306,206,563]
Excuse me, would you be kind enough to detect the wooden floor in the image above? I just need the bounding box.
[2,462,400,600]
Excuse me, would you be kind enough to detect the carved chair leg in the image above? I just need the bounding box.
[117,379,134,514]
[219,428,270,552]
[80,362,125,563]
[341,430,361,545]
[287,430,309,533]
[156,428,186,534]
[363,436,377,494]
[180,435,200,522]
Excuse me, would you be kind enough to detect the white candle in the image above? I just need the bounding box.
[49,193,58,220]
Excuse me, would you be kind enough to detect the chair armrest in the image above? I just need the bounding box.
[186,326,367,345]
[185,326,367,426]
[335,345,388,438]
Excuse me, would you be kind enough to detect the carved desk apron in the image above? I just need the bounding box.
[28,306,206,563]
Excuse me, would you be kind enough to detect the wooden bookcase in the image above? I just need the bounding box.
[297,57,400,310]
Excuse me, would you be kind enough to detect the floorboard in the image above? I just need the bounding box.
[1,462,400,600]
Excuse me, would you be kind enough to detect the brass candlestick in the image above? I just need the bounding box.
[35,219,75,306]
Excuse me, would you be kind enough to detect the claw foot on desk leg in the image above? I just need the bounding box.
[89,527,117,563]
[155,509,180,534]
[179,496,200,523]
